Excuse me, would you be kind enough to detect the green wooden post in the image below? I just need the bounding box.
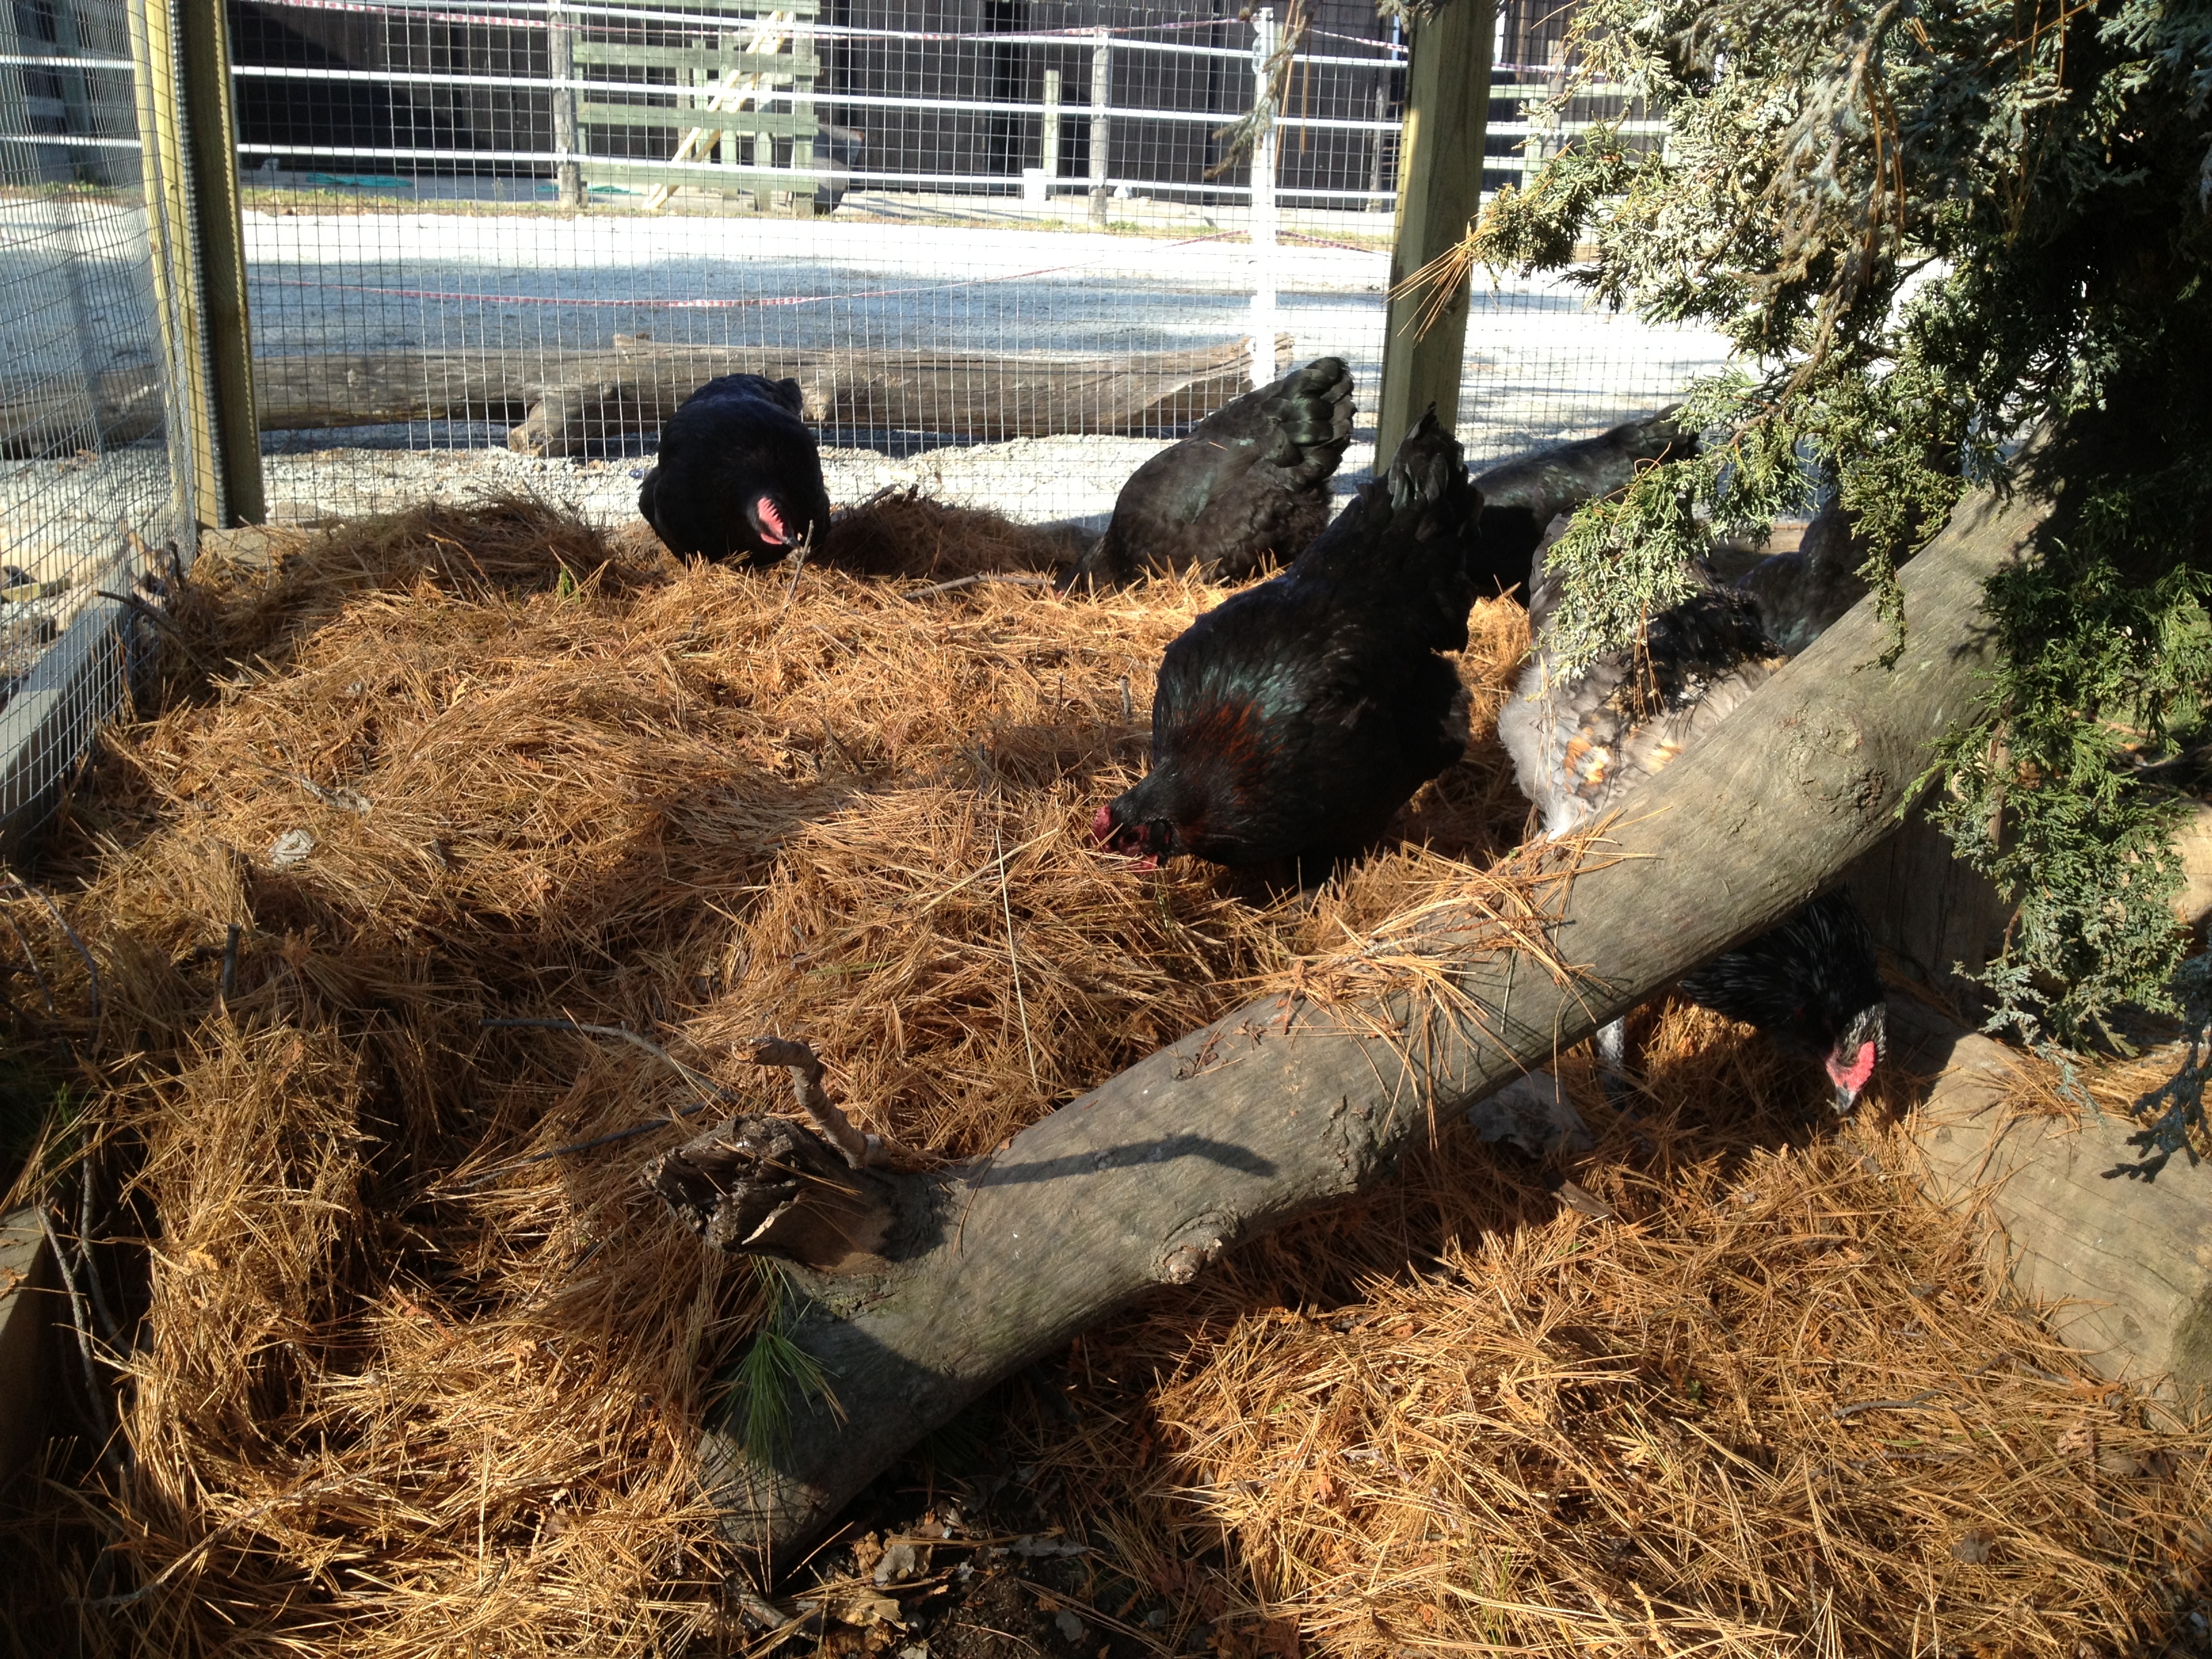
[138,0,262,528]
[1373,0,1494,472]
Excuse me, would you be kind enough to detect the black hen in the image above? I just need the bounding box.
[1094,411,1479,874]
[638,374,831,565]
[1679,890,1885,1107]
[1497,516,1886,1111]
[1071,356,1355,587]
[1469,408,1698,599]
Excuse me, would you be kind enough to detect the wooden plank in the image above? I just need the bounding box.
[571,44,817,74]
[0,1205,54,1487]
[1894,999,2212,1414]
[1374,0,1495,468]
[578,104,817,139]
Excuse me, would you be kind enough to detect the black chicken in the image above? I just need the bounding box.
[638,374,832,565]
[1469,408,1698,599]
[1497,512,1887,1111]
[1093,410,1479,874]
[1069,356,1355,588]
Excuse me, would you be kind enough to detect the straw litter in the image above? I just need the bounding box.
[0,491,2204,1657]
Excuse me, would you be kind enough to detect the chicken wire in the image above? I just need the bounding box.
[224,0,1727,529]
[0,0,188,847]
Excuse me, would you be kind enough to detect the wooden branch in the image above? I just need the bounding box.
[748,1036,880,1169]
[686,474,2051,1574]
[1,337,1296,457]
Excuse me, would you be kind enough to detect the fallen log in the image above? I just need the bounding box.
[0,369,166,457]
[653,471,2049,1575]
[0,337,1290,458]
[507,333,1294,457]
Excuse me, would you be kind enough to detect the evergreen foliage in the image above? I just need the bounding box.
[1445,0,2212,1052]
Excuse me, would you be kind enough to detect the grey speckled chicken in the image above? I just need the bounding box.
[1497,512,1887,1111]
[1069,356,1355,587]
[1092,410,1479,876]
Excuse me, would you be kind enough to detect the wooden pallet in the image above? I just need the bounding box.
[575,1,822,214]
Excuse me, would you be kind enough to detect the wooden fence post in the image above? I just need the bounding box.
[135,0,263,528]
[1373,0,1494,470]
[550,1,584,209]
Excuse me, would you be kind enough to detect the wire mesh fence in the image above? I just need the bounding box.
[0,0,188,846]
[0,0,1728,846]
[222,0,1727,529]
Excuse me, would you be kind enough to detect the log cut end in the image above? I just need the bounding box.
[643,1113,896,1272]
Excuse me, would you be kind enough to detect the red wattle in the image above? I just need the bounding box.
[1090,804,1115,844]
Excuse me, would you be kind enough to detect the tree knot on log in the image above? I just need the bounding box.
[642,1038,907,1271]
[1157,1217,1235,1285]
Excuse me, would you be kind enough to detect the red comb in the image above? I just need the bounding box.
[754,497,790,544]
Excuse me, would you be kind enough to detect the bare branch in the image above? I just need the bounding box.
[750,1037,881,1170]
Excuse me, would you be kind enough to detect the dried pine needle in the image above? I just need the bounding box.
[1,491,2201,1659]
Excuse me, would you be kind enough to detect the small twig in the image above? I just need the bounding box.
[479,1017,728,1109]
[95,588,224,679]
[780,535,813,612]
[903,573,1055,600]
[995,821,1041,1093]
[8,876,98,1028]
[70,1479,344,1610]
[39,1203,121,1474]
[0,893,55,1017]
[445,1103,717,1191]
[1832,1352,2012,1420]
[1830,1387,1946,1420]
[76,1158,119,1347]
[453,1017,740,1190]
[750,1037,880,1169]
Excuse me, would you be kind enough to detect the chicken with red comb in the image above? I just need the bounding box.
[638,373,830,566]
